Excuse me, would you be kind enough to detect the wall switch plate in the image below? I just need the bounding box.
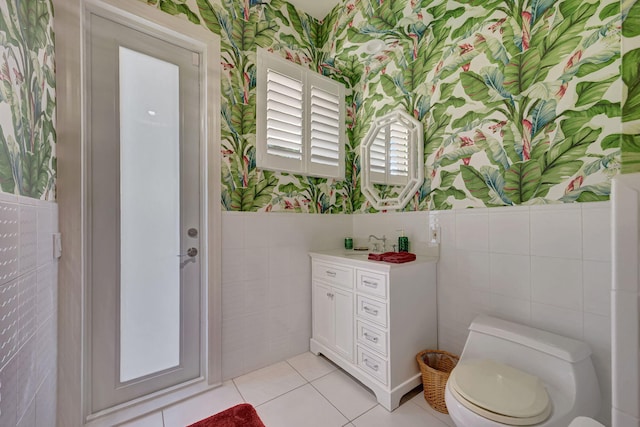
[429,224,440,244]
[53,233,62,259]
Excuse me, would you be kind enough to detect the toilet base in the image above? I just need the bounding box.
[568,417,605,427]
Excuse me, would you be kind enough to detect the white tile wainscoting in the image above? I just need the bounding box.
[351,211,435,256]
[0,193,58,427]
[431,202,613,426]
[40,202,611,426]
[220,211,352,379]
[222,204,613,424]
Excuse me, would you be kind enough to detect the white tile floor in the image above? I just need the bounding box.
[118,352,455,427]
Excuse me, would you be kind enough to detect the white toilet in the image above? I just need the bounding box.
[568,417,605,427]
[444,315,601,427]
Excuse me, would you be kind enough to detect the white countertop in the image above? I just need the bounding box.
[309,249,438,271]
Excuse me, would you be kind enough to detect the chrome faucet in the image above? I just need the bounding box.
[369,234,386,252]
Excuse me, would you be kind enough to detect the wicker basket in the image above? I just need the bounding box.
[416,349,459,414]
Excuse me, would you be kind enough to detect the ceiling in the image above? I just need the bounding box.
[286,0,342,20]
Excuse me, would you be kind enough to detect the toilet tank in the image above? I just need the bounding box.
[459,316,600,407]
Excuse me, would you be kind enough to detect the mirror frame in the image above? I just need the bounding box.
[360,109,424,210]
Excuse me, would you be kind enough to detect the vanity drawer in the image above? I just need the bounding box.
[357,346,388,385]
[356,295,387,328]
[357,320,387,357]
[356,270,387,299]
[312,261,353,289]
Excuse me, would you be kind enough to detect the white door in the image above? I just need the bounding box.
[88,12,202,413]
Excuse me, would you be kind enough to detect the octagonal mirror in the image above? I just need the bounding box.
[360,109,424,210]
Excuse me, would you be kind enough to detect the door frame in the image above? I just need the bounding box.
[81,0,221,423]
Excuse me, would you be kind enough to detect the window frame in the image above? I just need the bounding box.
[256,48,346,179]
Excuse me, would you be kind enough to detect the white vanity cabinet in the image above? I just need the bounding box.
[309,251,438,411]
[312,278,354,361]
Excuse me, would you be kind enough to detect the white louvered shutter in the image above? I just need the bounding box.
[266,70,303,160]
[257,51,305,173]
[307,73,345,178]
[257,48,345,178]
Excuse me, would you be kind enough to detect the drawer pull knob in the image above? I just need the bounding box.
[364,332,378,343]
[363,358,379,371]
[326,270,337,277]
[363,306,379,316]
[362,280,377,288]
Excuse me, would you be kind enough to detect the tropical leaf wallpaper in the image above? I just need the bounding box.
[0,0,56,200]
[323,0,624,211]
[622,0,640,173]
[147,0,634,213]
[0,0,637,209]
[147,0,351,213]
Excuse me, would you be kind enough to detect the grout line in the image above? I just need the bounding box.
[307,375,357,422]
[284,359,312,384]
[232,360,312,408]
[259,356,371,423]
[285,353,339,383]
[230,377,248,403]
[407,398,452,427]
[252,382,309,408]
[229,378,247,403]
[306,361,380,423]
[311,368,336,382]
[352,404,378,424]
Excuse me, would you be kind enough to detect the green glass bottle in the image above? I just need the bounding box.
[398,229,409,252]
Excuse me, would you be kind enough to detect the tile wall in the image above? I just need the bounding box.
[221,204,612,424]
[220,211,351,379]
[351,211,436,256]
[0,193,58,427]
[431,202,612,425]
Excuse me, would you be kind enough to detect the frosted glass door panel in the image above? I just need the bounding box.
[90,13,201,411]
[119,47,180,382]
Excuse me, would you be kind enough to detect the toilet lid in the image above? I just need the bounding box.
[449,359,551,425]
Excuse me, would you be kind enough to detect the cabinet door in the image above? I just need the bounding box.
[333,287,354,361]
[312,281,333,348]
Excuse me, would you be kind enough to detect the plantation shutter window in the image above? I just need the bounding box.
[265,70,303,160]
[257,48,345,178]
[307,74,344,177]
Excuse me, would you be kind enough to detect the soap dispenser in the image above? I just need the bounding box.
[397,229,409,252]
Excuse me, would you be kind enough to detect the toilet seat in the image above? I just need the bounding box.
[448,359,552,426]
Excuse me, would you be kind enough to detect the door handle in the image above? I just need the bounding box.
[178,247,198,258]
